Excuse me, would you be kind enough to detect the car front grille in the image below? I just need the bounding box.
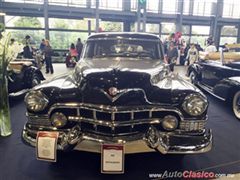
[27,103,206,136]
[179,120,206,131]
[44,103,206,136]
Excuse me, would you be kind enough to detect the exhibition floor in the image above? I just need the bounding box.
[0,65,240,180]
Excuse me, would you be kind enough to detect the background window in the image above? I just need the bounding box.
[183,0,190,15]
[50,31,88,49]
[182,25,190,35]
[48,0,87,7]
[146,24,159,33]
[131,0,137,11]
[190,36,208,48]
[162,0,177,14]
[6,29,45,46]
[192,26,210,35]
[99,21,123,32]
[5,16,44,28]
[221,26,237,36]
[193,0,217,16]
[49,18,95,31]
[4,0,43,3]
[223,0,240,18]
[220,37,237,45]
[220,26,238,45]
[161,23,176,34]
[99,0,122,10]
[146,0,159,13]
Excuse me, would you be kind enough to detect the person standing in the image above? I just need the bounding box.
[43,40,54,74]
[76,38,83,60]
[69,43,78,57]
[23,35,33,59]
[186,44,199,65]
[39,39,45,52]
[167,41,178,72]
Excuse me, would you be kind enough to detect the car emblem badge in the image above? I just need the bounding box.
[108,87,118,96]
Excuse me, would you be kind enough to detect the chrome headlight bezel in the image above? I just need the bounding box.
[182,93,208,116]
[24,91,49,112]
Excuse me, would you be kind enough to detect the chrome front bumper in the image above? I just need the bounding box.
[22,124,212,154]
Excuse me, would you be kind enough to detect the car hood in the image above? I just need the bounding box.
[75,57,164,76]
[74,58,164,89]
[33,58,200,107]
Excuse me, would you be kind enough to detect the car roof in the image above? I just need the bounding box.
[87,32,160,40]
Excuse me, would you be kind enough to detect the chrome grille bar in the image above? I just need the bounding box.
[68,116,161,127]
[48,103,184,121]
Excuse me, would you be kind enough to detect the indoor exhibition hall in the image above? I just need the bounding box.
[0,0,240,179]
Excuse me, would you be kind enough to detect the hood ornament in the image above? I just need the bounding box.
[108,87,118,96]
[99,87,126,102]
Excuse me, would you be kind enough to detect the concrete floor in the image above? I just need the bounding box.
[41,63,72,80]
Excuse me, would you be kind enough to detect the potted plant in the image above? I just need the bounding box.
[0,32,23,136]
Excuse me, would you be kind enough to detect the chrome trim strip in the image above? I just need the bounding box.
[198,83,226,101]
[87,37,160,42]
[9,89,30,97]
[47,103,185,121]
[111,112,115,121]
[68,116,161,127]
[22,126,212,154]
[93,110,97,120]
[131,112,134,120]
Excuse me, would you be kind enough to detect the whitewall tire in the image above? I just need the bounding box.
[232,91,240,120]
[189,71,197,85]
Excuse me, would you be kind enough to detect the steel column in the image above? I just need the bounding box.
[137,0,146,32]
[176,0,183,32]
[95,0,99,32]
[44,0,50,40]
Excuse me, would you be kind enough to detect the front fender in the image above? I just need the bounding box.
[214,76,240,100]
[187,63,201,78]
[25,66,45,81]
[35,69,45,80]
[23,66,45,88]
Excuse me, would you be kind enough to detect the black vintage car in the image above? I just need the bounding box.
[187,50,240,120]
[22,33,212,156]
[8,59,45,97]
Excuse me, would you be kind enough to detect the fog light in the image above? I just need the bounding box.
[162,115,178,131]
[51,112,67,128]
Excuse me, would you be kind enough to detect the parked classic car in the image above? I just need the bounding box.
[187,48,240,120]
[8,59,45,97]
[22,32,212,156]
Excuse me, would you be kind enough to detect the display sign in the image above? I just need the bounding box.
[36,131,59,162]
[101,144,124,174]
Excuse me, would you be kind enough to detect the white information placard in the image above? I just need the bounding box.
[101,144,124,174]
[36,131,59,162]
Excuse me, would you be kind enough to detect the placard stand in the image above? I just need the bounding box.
[36,131,59,162]
[101,144,124,174]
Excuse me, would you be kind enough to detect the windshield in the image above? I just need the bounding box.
[83,38,163,60]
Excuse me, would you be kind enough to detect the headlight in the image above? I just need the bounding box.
[182,94,208,116]
[25,91,48,112]
[51,112,67,128]
[162,115,178,131]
